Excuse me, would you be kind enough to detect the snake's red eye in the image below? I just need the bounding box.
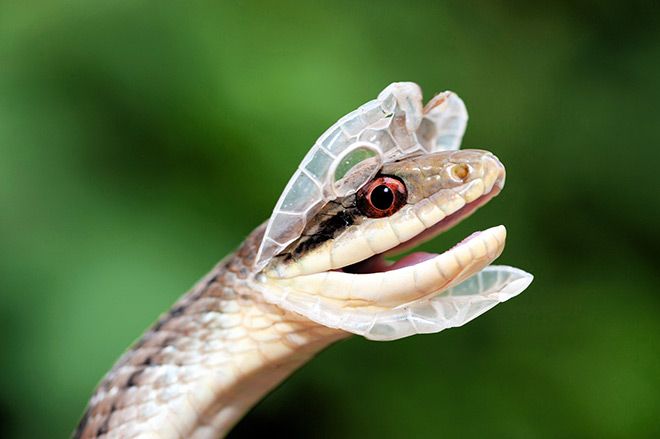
[357,176,407,218]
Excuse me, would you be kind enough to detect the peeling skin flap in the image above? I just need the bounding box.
[261,265,533,341]
[364,265,533,340]
[256,82,469,270]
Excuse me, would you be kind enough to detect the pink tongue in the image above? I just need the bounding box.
[345,251,438,274]
[385,252,437,271]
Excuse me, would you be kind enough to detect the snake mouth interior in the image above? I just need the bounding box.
[341,186,502,275]
[264,167,507,311]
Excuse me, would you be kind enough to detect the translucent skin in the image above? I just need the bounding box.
[75,83,533,438]
[256,83,468,270]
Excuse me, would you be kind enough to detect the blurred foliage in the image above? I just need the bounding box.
[1,0,659,437]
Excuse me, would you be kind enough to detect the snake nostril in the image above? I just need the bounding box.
[451,163,470,181]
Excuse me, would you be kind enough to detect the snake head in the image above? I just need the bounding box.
[253,83,533,341]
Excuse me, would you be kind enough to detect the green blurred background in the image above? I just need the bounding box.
[1,1,659,437]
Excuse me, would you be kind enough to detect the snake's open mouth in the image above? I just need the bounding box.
[343,186,502,275]
[296,185,508,307]
[263,148,510,314]
[267,179,506,309]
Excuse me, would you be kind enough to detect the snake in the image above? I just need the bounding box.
[74,82,533,438]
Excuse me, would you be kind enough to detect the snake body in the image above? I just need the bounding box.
[75,82,533,438]
[75,226,345,438]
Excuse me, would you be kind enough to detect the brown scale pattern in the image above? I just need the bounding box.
[74,227,347,439]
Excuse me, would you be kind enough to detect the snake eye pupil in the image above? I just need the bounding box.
[370,185,394,210]
[357,176,408,218]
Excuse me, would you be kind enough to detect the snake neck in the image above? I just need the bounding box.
[75,228,347,439]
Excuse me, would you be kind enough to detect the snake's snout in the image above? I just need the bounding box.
[486,152,507,190]
[455,149,507,194]
[383,149,506,205]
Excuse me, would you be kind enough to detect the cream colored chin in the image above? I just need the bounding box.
[269,178,488,279]
[261,225,505,310]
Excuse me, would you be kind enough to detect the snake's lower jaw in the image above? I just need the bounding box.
[257,236,532,341]
[256,220,530,341]
[274,225,506,308]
